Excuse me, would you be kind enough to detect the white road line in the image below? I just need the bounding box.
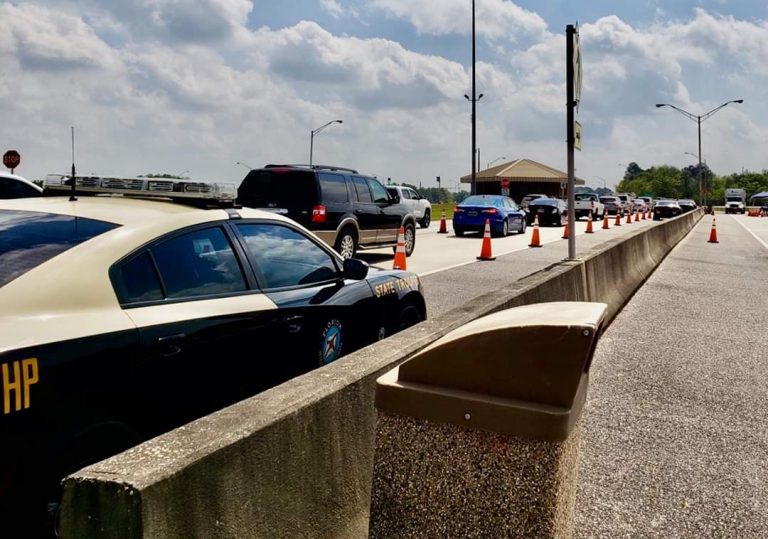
[731,215,768,250]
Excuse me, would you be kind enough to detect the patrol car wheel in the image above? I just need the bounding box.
[398,301,424,331]
[335,228,357,259]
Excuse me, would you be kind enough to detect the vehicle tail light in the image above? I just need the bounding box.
[454,207,464,213]
[311,204,327,223]
[481,208,497,214]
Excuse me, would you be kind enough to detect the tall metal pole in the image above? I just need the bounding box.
[566,25,576,260]
[655,100,743,205]
[471,0,477,195]
[697,117,703,205]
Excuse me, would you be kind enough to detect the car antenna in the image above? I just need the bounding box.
[69,126,77,201]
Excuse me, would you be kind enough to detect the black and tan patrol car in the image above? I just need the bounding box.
[0,175,426,536]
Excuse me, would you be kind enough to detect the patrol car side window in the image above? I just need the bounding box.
[115,227,246,304]
[236,223,339,289]
[152,227,246,299]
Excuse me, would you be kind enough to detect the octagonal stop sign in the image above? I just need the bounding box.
[3,150,21,170]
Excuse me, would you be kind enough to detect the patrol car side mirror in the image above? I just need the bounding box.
[343,258,369,280]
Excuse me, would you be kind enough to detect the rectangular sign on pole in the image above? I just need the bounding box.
[574,121,582,151]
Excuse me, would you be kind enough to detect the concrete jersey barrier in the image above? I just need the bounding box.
[60,210,703,538]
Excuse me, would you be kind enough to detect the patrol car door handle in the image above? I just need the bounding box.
[156,333,186,356]
[282,315,303,333]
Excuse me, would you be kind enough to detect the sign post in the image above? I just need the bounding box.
[565,24,581,261]
[500,178,510,197]
[3,150,21,174]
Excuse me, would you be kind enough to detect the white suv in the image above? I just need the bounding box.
[386,185,432,228]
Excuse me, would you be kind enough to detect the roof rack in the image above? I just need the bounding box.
[42,174,237,208]
[263,164,359,174]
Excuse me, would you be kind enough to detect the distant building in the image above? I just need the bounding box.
[460,158,585,202]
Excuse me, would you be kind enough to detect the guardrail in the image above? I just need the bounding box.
[61,210,703,538]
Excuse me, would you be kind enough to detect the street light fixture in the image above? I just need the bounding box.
[309,120,343,167]
[655,99,743,204]
[487,156,506,169]
[236,161,253,171]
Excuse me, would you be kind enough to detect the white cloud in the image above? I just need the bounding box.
[373,0,548,41]
[0,2,766,189]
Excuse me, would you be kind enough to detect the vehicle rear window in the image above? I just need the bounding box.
[237,169,318,210]
[0,210,119,287]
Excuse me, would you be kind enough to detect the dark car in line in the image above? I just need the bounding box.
[520,193,549,212]
[0,176,427,536]
[526,197,568,226]
[0,172,43,199]
[452,194,526,237]
[237,164,418,259]
[653,199,682,220]
[677,199,697,213]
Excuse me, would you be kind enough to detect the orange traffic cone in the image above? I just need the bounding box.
[529,214,542,248]
[561,217,570,239]
[438,209,448,234]
[614,213,621,226]
[708,216,719,244]
[477,219,496,260]
[393,226,407,269]
[585,211,594,233]
[634,209,640,222]
[626,211,632,224]
[641,209,646,220]
[602,213,610,229]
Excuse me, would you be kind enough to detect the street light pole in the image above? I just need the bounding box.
[309,120,343,167]
[655,99,743,205]
[236,161,253,171]
[463,0,483,196]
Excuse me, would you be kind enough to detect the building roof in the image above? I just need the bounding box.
[460,158,585,185]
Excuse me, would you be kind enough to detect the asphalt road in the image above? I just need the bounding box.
[358,212,658,317]
[576,214,768,537]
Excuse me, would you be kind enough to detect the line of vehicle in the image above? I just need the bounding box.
[731,215,768,250]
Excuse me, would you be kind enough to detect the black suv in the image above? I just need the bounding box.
[237,165,417,259]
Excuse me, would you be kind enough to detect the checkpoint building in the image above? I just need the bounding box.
[460,158,585,202]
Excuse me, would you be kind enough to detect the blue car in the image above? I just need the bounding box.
[453,195,527,237]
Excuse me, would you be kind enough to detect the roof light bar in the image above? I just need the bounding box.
[43,174,236,202]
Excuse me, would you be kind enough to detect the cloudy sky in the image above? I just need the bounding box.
[1,1,766,190]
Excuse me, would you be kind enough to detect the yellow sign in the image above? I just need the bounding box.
[2,358,39,414]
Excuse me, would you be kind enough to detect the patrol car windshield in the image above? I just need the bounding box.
[0,210,119,288]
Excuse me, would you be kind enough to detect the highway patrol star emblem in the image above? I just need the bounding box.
[320,320,343,365]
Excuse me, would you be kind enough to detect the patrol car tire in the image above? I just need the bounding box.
[335,228,357,259]
[518,219,526,234]
[398,301,424,331]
